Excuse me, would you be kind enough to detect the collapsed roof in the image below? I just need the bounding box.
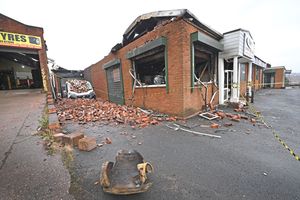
[122,9,223,46]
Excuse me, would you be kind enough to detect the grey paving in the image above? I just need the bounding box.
[62,88,300,200]
[0,90,74,200]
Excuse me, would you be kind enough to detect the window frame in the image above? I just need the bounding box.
[256,67,260,80]
[240,63,246,81]
[127,37,169,92]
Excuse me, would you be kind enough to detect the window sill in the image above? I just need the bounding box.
[135,84,166,88]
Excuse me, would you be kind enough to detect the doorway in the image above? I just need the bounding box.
[224,70,233,101]
[264,72,275,88]
[105,64,124,105]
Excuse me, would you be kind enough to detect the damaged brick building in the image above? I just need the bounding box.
[0,13,49,91]
[84,9,266,118]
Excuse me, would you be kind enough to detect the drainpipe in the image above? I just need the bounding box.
[231,56,239,102]
[248,62,252,97]
[218,56,224,104]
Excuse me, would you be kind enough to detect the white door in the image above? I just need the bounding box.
[224,70,233,101]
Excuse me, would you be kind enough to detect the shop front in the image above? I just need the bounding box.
[0,14,49,91]
[218,29,257,104]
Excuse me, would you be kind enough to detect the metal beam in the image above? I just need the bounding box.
[126,37,167,59]
[103,59,121,69]
[191,31,223,51]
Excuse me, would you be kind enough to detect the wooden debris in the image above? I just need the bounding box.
[166,124,221,139]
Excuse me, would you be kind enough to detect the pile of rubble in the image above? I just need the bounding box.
[56,98,176,128]
[68,79,90,93]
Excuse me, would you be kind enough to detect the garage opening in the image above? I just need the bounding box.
[0,51,42,90]
[133,46,166,87]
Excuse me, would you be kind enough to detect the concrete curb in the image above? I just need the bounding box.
[47,96,61,131]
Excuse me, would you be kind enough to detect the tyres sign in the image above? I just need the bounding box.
[0,31,42,49]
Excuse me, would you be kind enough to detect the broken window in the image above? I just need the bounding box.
[132,46,166,87]
[193,44,217,84]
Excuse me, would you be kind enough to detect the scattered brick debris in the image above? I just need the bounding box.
[62,132,84,146]
[48,108,57,114]
[56,98,176,128]
[240,115,249,120]
[78,137,97,151]
[231,115,241,122]
[47,99,54,105]
[223,123,233,127]
[216,111,226,119]
[234,108,245,112]
[210,123,220,129]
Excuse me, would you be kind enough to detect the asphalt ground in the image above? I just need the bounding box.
[0,90,74,200]
[63,88,300,200]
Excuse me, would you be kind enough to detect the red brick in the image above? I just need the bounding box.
[48,107,57,114]
[210,123,220,128]
[47,99,54,104]
[62,132,84,146]
[48,122,61,130]
[78,137,97,151]
[216,111,226,119]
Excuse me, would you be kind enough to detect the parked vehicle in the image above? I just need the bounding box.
[65,79,96,99]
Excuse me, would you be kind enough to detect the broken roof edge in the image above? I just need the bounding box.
[123,9,223,40]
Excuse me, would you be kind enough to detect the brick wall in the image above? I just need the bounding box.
[181,21,220,116]
[274,68,285,88]
[0,14,49,91]
[89,19,186,116]
[83,65,92,84]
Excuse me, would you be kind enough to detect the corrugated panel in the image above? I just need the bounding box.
[220,31,240,58]
[106,65,124,105]
[238,31,244,57]
[220,30,246,58]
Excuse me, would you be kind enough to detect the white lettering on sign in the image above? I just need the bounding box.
[243,33,255,59]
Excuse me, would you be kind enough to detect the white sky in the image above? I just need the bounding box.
[1,0,300,72]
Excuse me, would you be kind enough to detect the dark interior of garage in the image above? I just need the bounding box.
[0,51,43,90]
